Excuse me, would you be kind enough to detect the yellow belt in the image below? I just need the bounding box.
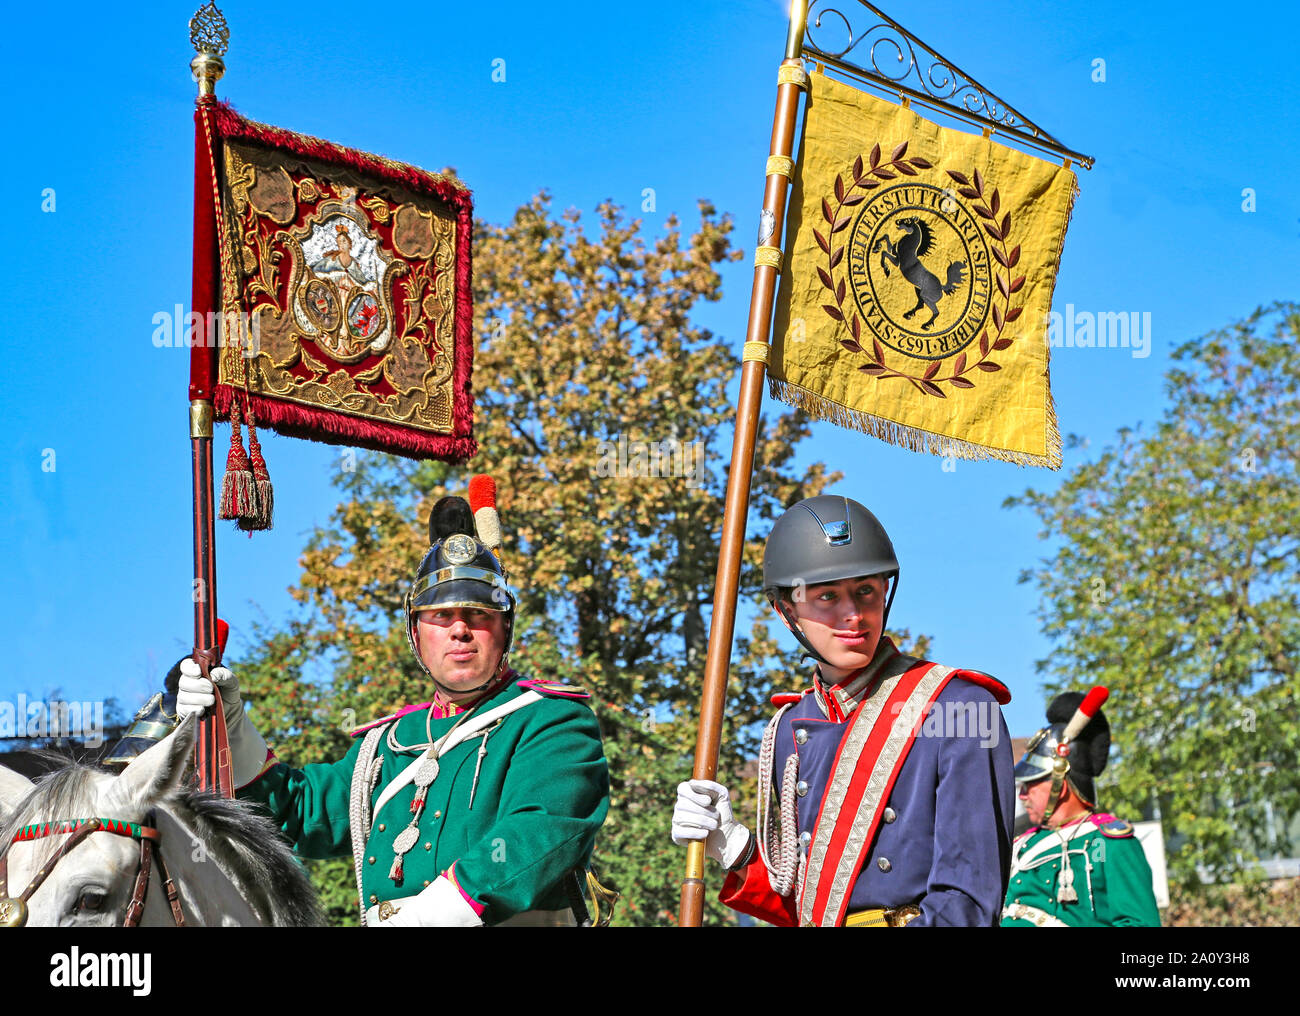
[844,904,922,927]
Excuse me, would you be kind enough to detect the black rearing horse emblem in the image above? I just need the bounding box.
[872,216,966,330]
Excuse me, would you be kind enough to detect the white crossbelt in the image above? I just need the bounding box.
[1010,820,1095,873]
[365,896,577,927]
[371,691,543,819]
[1002,903,1068,928]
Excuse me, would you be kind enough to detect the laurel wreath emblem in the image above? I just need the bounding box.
[815,142,1026,398]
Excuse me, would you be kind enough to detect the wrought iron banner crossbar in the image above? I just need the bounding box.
[803,0,1094,168]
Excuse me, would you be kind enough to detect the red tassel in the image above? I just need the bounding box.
[238,405,274,532]
[219,403,256,521]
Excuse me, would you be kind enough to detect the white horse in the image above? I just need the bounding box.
[0,715,320,927]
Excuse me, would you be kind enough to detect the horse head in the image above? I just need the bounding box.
[894,216,935,262]
[0,716,320,927]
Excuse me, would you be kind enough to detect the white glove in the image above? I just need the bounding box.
[175,658,269,788]
[672,779,753,870]
[177,659,242,723]
[374,876,483,928]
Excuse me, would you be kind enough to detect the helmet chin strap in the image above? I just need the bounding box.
[1043,760,1070,826]
[775,600,832,666]
[882,573,898,629]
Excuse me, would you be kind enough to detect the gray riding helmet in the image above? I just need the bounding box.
[762,495,900,665]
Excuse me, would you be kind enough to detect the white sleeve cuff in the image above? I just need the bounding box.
[226,714,271,789]
[720,824,754,869]
[381,876,484,928]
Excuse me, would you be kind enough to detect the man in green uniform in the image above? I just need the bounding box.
[1002,688,1160,927]
[177,494,610,926]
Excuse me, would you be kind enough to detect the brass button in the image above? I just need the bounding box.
[423,880,431,888]
[883,807,896,823]
[367,856,375,865]
[434,811,442,819]
[369,894,377,904]
[877,857,892,872]
[794,729,808,745]
[796,781,809,797]
[424,842,432,850]
[378,823,386,832]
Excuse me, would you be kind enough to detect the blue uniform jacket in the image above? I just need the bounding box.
[723,669,1015,926]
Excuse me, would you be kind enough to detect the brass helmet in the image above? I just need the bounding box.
[404,495,516,692]
[1015,688,1111,817]
[103,620,230,767]
[102,691,180,768]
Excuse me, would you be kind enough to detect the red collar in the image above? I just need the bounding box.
[430,668,515,718]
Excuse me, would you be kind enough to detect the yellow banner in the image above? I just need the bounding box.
[770,73,1078,469]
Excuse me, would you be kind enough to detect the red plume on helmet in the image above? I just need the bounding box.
[468,474,502,560]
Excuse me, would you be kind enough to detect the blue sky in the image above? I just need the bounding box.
[2,0,1296,740]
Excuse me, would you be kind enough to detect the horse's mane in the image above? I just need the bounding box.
[172,787,323,927]
[0,754,103,872]
[1,753,322,927]
[912,218,935,259]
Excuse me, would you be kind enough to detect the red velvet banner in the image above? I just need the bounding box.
[194,101,476,462]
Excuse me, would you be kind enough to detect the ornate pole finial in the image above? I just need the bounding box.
[189,2,229,96]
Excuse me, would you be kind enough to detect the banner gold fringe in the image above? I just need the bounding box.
[768,377,1062,469]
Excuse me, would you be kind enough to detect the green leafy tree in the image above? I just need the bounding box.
[1007,303,1300,901]
[243,193,840,925]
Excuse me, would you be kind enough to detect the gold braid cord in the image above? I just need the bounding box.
[766,155,794,179]
[778,64,810,89]
[201,103,243,376]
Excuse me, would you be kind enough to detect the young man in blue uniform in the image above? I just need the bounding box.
[672,495,1014,926]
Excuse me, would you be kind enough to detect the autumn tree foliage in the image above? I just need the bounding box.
[240,193,841,925]
[1007,303,1300,900]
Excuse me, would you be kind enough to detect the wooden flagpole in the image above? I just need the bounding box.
[188,4,233,798]
[677,0,810,927]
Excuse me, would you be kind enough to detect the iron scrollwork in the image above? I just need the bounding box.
[803,0,1092,167]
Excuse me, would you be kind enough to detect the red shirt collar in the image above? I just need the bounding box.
[429,668,515,718]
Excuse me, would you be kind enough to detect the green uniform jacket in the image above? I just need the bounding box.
[1001,814,1161,927]
[239,676,610,924]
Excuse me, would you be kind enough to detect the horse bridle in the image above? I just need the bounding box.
[0,813,186,928]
